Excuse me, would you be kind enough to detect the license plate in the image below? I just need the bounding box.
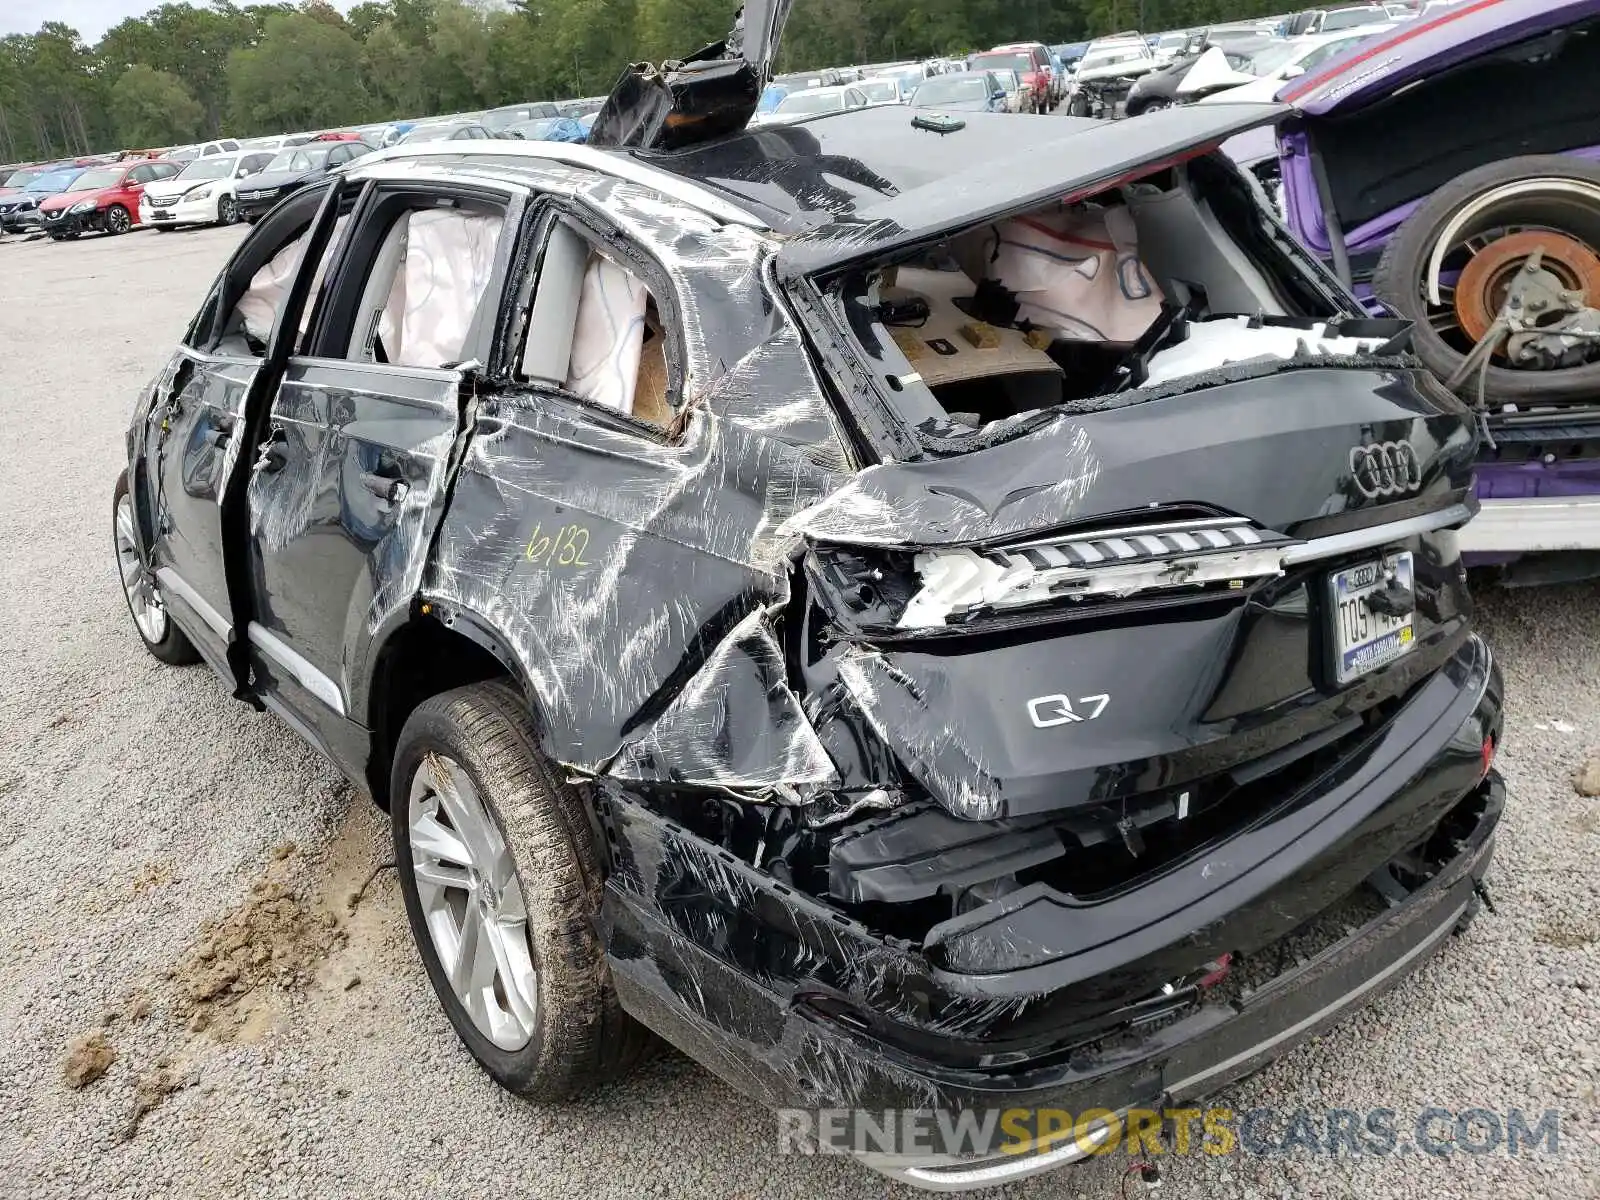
[152,210,171,219]
[1329,552,1415,684]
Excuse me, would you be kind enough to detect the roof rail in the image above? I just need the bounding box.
[357,139,769,230]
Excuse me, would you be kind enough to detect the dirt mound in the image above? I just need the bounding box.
[62,1031,117,1089]
[171,876,346,1040]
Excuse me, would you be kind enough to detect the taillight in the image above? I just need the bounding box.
[1480,734,1496,780]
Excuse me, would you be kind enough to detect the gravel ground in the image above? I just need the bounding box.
[1,225,1597,1200]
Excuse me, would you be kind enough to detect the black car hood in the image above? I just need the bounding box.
[589,0,795,150]
[241,169,317,192]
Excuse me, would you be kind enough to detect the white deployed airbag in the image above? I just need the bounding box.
[564,255,649,414]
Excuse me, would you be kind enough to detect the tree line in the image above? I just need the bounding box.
[0,0,1288,162]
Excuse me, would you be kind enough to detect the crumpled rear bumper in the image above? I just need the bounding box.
[597,635,1502,1188]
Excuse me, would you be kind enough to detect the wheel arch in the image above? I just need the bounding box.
[361,608,535,808]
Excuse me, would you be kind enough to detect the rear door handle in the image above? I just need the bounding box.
[359,471,409,504]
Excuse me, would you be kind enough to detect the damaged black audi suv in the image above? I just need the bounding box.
[113,2,1504,1188]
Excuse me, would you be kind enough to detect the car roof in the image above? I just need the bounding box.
[633,102,1281,240]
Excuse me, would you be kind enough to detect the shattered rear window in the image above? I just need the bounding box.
[820,154,1408,445]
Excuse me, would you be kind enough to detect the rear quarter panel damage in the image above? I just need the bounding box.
[422,175,854,789]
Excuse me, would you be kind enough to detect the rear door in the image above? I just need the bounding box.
[145,184,343,668]
[240,178,520,762]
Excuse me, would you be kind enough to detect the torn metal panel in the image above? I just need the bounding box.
[425,393,835,774]
[782,367,1480,551]
[419,178,855,784]
[610,608,838,789]
[589,1,796,153]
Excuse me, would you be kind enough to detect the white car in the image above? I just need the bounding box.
[857,77,906,105]
[1065,35,1158,113]
[988,67,1027,112]
[139,149,275,229]
[753,84,873,126]
[1187,29,1386,103]
[1317,3,1396,30]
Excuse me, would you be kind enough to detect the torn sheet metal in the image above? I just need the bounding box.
[610,608,838,789]
[421,173,847,784]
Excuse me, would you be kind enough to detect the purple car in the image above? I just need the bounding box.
[1241,0,1600,574]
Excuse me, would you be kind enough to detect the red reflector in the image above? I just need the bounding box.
[1197,953,1232,989]
[1480,735,1496,780]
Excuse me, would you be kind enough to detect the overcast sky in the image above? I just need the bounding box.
[3,1,358,43]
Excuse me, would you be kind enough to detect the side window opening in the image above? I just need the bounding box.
[518,220,674,430]
[340,199,505,369]
[196,185,358,358]
[220,212,351,357]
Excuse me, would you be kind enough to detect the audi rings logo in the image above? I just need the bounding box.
[1349,441,1422,498]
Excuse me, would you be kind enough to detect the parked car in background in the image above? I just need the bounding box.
[558,97,606,118]
[140,149,274,229]
[1122,44,1247,115]
[970,46,1051,112]
[908,71,1008,112]
[1050,41,1089,74]
[986,67,1027,112]
[856,77,904,106]
[0,166,85,233]
[1317,4,1395,30]
[0,162,71,199]
[753,84,872,126]
[38,159,181,238]
[235,141,371,223]
[164,137,242,165]
[1189,30,1379,104]
[504,116,588,143]
[483,102,562,134]
[397,121,495,143]
[1066,33,1158,116]
[1264,0,1600,570]
[994,41,1061,107]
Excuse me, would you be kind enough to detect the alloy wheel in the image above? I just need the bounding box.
[114,494,168,644]
[219,196,237,225]
[408,752,539,1051]
[106,206,131,234]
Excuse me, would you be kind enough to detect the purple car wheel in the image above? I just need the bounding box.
[1374,154,1600,402]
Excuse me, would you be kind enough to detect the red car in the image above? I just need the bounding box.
[310,130,369,143]
[972,43,1056,112]
[38,159,182,238]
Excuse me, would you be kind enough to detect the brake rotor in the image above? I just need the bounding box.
[1454,229,1600,342]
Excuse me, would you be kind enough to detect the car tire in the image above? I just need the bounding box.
[217,196,238,225]
[105,204,132,235]
[112,471,201,666]
[1068,93,1089,117]
[1372,154,1600,402]
[391,682,651,1101]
